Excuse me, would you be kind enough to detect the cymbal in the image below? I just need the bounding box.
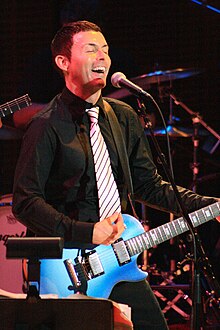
[0,125,24,140]
[152,125,192,138]
[146,125,209,138]
[107,68,201,99]
[133,67,201,86]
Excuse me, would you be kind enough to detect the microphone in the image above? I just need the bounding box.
[111,72,151,98]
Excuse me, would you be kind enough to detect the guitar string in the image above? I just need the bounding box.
[1,97,30,107]
[67,205,219,280]
[0,95,30,111]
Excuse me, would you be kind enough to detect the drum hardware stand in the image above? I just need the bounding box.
[135,93,220,330]
[169,94,219,193]
[6,237,64,301]
[168,93,220,327]
[152,272,192,321]
[169,93,220,152]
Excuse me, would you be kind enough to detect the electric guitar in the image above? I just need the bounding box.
[40,201,220,299]
[0,94,31,119]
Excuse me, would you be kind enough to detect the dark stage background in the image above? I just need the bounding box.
[0,1,219,323]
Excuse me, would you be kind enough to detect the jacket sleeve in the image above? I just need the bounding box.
[12,115,94,246]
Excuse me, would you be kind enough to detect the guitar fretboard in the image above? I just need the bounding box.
[126,202,220,256]
[0,94,31,118]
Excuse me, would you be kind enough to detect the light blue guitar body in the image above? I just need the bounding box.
[40,201,220,298]
[40,214,147,299]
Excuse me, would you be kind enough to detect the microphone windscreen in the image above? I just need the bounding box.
[111,72,126,88]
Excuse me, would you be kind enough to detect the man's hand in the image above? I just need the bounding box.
[92,213,125,245]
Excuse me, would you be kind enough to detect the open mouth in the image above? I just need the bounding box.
[92,66,106,74]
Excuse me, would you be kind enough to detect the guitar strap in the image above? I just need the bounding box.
[103,99,138,218]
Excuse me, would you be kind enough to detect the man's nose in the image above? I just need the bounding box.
[96,49,106,59]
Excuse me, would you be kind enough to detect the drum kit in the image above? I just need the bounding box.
[0,68,219,297]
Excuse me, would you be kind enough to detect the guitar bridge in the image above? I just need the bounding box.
[65,250,104,286]
[64,258,88,294]
[112,238,131,266]
[64,259,82,288]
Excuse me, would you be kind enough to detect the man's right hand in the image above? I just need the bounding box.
[92,213,125,245]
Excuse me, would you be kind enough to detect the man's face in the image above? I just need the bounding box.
[66,30,111,93]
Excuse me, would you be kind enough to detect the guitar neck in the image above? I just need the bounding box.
[126,202,220,256]
[0,94,31,118]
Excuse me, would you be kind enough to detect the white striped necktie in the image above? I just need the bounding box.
[86,106,121,221]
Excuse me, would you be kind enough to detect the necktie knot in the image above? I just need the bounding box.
[86,106,99,124]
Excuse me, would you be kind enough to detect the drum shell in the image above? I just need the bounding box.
[0,194,26,293]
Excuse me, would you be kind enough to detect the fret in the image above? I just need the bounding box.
[146,231,155,247]
[126,239,135,256]
[189,212,199,227]
[139,234,148,250]
[177,217,188,233]
[130,237,139,254]
[170,220,180,237]
[168,222,177,237]
[125,241,131,256]
[11,103,19,113]
[158,225,167,241]
[150,229,159,245]
[143,233,151,249]
[156,226,163,243]
[149,230,156,246]
[135,236,143,253]
[203,206,214,220]
[163,223,172,239]
[210,203,220,218]
[172,219,182,235]
[15,98,21,110]
[8,102,12,113]
[130,240,138,256]
[134,237,142,252]
[194,209,206,225]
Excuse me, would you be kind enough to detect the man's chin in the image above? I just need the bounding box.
[94,77,106,86]
[90,78,106,91]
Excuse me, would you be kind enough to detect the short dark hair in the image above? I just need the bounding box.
[51,20,102,74]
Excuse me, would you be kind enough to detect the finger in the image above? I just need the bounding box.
[106,212,120,225]
[114,214,126,231]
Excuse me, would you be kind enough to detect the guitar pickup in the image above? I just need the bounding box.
[84,250,104,278]
[112,238,131,266]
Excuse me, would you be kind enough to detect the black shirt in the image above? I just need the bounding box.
[12,87,217,247]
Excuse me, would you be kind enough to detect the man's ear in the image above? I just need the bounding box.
[55,55,69,72]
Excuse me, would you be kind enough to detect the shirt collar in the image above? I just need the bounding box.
[60,87,106,121]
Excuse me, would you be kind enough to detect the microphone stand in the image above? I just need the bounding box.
[190,115,200,193]
[137,94,220,330]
